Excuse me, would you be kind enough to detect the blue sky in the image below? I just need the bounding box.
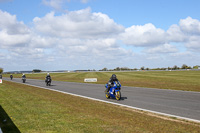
[0,0,200,71]
[1,0,200,28]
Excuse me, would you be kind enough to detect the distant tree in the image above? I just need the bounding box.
[167,67,171,70]
[114,67,120,71]
[0,68,3,74]
[133,68,138,70]
[121,67,130,70]
[33,69,41,73]
[101,67,108,71]
[146,68,149,70]
[181,64,188,69]
[173,65,178,70]
[193,65,199,69]
[181,64,192,69]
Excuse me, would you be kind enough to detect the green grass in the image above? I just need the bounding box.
[4,70,200,92]
[0,81,200,132]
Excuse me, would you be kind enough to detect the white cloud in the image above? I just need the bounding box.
[179,17,200,35]
[81,0,89,3]
[0,10,30,35]
[0,30,30,48]
[166,24,187,42]
[10,47,44,59]
[33,8,124,39]
[32,8,126,59]
[0,9,133,71]
[55,38,132,59]
[1,8,200,71]
[120,23,166,46]
[145,43,178,54]
[120,17,200,53]
[185,36,200,51]
[42,0,90,10]
[29,34,58,48]
[42,0,64,10]
[0,10,31,48]
[171,17,200,52]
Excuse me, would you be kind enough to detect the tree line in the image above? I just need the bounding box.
[100,64,199,71]
[0,64,199,73]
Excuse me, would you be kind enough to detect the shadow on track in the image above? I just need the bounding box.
[48,85,56,86]
[107,96,128,101]
[120,97,128,100]
[0,105,20,133]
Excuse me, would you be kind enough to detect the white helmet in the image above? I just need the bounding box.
[47,73,50,76]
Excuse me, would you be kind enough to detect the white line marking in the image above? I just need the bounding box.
[6,80,200,123]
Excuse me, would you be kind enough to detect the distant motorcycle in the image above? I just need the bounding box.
[22,77,26,83]
[105,81,121,101]
[45,77,51,86]
[10,75,13,80]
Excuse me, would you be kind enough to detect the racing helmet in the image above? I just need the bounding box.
[112,74,117,80]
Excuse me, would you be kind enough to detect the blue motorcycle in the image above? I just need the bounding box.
[105,81,121,101]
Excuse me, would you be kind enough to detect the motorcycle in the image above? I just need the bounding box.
[22,77,26,83]
[10,75,13,80]
[45,77,51,86]
[105,81,121,101]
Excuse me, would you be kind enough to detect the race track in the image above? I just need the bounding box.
[3,77,200,123]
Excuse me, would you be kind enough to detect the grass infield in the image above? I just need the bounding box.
[0,80,200,132]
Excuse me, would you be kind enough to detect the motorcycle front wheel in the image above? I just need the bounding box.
[115,91,121,101]
[105,92,110,99]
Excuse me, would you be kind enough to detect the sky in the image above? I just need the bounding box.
[0,0,200,71]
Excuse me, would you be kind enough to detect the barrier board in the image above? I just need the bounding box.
[84,78,97,82]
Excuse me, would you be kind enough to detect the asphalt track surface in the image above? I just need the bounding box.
[3,77,200,123]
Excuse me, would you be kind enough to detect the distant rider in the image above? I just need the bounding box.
[106,74,119,92]
[45,73,51,83]
[10,74,13,80]
[22,74,26,78]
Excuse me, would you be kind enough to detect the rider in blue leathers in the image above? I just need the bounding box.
[106,74,119,92]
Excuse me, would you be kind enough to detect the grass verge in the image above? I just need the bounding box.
[0,80,199,132]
